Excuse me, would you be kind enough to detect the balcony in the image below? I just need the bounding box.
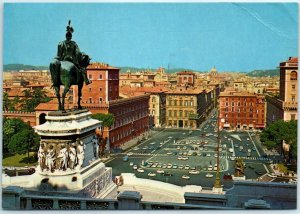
[283,101,298,111]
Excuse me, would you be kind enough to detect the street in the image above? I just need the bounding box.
[105,110,273,189]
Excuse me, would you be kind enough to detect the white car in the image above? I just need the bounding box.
[247,138,250,141]
[185,165,190,170]
[129,162,134,166]
[177,156,183,160]
[181,156,189,160]
[207,153,211,157]
[182,175,190,179]
[127,152,134,156]
[148,172,156,177]
[177,146,181,150]
[133,165,138,170]
[189,170,200,175]
[137,168,144,173]
[133,147,139,151]
[157,169,164,174]
[208,165,213,171]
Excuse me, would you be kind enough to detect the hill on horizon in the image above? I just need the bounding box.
[246,69,279,77]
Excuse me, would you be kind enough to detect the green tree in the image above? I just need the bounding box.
[2,118,31,152]
[8,129,39,162]
[2,118,40,159]
[260,120,297,159]
[21,88,51,112]
[2,92,19,111]
[92,113,115,156]
[91,113,115,127]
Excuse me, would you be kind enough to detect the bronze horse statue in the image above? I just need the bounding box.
[49,53,91,111]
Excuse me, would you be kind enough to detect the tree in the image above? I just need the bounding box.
[260,120,297,159]
[21,88,51,112]
[92,113,115,156]
[3,92,19,111]
[91,113,115,127]
[3,118,31,152]
[2,118,40,159]
[8,129,39,162]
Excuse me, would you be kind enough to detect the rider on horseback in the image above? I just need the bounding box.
[55,21,91,85]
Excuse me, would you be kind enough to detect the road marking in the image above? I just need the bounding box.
[263,164,269,173]
[247,131,261,157]
[230,139,235,156]
[103,157,115,164]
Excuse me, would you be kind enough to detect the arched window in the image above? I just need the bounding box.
[290,71,297,80]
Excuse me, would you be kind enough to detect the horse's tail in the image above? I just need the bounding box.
[49,59,61,86]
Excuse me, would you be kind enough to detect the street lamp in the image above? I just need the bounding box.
[214,101,222,191]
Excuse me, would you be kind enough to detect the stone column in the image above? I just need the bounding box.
[117,191,142,210]
[2,186,24,210]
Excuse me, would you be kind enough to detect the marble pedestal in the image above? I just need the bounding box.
[2,109,117,199]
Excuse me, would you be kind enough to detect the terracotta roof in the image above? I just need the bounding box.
[177,71,195,75]
[87,62,119,70]
[219,91,259,97]
[287,57,298,63]
[166,87,203,95]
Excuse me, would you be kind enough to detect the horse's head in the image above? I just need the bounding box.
[79,53,91,68]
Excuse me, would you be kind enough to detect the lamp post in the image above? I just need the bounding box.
[213,101,222,192]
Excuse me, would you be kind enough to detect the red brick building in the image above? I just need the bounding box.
[74,62,119,104]
[219,91,265,130]
[72,62,150,151]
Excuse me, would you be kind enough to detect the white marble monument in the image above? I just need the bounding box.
[2,109,117,199]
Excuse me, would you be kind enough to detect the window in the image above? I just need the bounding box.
[292,95,295,102]
[168,100,172,106]
[89,87,92,92]
[152,110,155,115]
[168,110,172,117]
[99,74,103,79]
[290,71,297,80]
[152,104,155,108]
[174,110,177,117]
[179,100,183,106]
[99,97,103,102]
[292,85,296,90]
[232,107,234,112]
[152,97,156,102]
[179,110,183,117]
[89,97,92,103]
[291,114,296,120]
[225,107,228,112]
[190,101,194,106]
[174,100,177,106]
[99,87,102,92]
[231,102,234,106]
[88,74,92,79]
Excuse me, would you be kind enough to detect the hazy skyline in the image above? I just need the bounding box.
[4,3,298,72]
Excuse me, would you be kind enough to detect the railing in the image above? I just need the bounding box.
[20,195,118,210]
[282,101,298,109]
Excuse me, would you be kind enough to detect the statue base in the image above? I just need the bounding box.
[2,109,117,199]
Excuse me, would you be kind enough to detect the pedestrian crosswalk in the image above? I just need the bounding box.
[220,156,271,161]
[118,153,272,161]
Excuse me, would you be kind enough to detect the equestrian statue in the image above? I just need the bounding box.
[50,20,91,111]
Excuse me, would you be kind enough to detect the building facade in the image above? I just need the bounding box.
[219,91,265,130]
[177,71,195,87]
[165,88,215,129]
[266,57,298,125]
[72,62,150,151]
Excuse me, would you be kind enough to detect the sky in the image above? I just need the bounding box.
[3,2,299,72]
